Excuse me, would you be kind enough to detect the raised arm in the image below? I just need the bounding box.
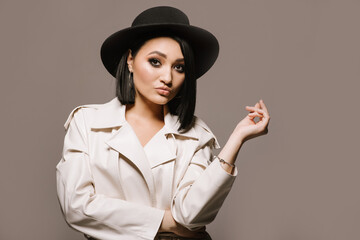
[170,99,270,230]
[218,99,270,174]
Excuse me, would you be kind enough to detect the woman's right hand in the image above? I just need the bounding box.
[159,210,207,238]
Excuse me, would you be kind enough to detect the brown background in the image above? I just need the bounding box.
[1,0,359,239]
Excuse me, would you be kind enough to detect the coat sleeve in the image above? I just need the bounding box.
[171,120,238,230]
[56,107,164,240]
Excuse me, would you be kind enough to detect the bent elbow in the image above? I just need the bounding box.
[56,172,94,227]
[171,198,216,230]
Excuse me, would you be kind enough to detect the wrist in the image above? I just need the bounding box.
[225,132,244,152]
[216,156,235,175]
[231,129,246,143]
[159,210,176,232]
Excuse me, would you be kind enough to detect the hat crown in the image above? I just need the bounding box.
[101,6,219,79]
[132,6,190,27]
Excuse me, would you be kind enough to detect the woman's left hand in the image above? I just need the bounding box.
[234,99,270,143]
[217,99,270,174]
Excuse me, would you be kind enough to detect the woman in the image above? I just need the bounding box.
[56,6,270,240]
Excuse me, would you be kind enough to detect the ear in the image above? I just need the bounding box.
[127,50,133,72]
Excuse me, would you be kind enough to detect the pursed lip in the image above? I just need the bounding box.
[156,86,172,92]
[155,86,172,95]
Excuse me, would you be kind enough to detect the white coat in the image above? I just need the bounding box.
[56,97,238,240]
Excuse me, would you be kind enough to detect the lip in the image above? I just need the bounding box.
[155,86,172,96]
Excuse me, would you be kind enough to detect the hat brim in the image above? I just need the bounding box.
[100,23,219,79]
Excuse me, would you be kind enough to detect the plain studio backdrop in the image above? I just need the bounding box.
[1,0,359,239]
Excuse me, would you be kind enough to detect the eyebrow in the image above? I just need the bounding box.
[147,51,184,62]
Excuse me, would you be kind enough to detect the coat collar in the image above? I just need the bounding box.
[90,97,198,140]
[90,97,126,129]
[90,97,199,201]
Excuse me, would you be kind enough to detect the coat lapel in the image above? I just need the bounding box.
[105,123,156,199]
[144,128,177,169]
[90,98,156,199]
[88,97,209,201]
[162,109,198,140]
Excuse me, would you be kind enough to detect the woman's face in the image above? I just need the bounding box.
[127,37,185,106]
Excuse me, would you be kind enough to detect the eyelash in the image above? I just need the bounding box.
[174,64,185,73]
[148,58,185,73]
[149,58,161,66]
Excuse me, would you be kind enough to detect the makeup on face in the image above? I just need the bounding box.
[127,37,186,106]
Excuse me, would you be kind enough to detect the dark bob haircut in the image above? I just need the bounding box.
[115,33,197,132]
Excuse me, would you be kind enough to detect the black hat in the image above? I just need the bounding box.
[100,6,219,79]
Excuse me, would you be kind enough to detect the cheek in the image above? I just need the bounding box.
[133,62,156,86]
[172,76,185,95]
[174,75,185,89]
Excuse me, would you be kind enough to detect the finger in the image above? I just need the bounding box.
[246,106,266,115]
[259,99,270,116]
[247,107,270,122]
[248,112,263,118]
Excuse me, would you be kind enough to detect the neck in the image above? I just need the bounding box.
[126,95,165,122]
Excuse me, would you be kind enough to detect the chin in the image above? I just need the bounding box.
[145,95,169,106]
[153,99,170,105]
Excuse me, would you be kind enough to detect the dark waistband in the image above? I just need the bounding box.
[155,231,212,240]
[84,232,212,240]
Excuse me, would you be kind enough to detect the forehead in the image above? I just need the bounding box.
[137,37,183,57]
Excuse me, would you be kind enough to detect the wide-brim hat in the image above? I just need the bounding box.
[100,6,219,79]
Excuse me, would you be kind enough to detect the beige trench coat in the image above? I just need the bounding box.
[56,97,238,240]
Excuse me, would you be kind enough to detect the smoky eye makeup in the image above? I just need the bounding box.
[148,56,185,73]
[174,64,185,73]
[148,58,161,67]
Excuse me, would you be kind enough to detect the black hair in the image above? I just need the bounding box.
[115,33,197,132]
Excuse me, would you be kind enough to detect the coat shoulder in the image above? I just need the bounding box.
[192,116,220,149]
[63,98,116,130]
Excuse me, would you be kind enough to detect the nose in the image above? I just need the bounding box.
[160,66,172,85]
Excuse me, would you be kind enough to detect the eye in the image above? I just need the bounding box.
[174,64,185,73]
[149,58,161,67]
